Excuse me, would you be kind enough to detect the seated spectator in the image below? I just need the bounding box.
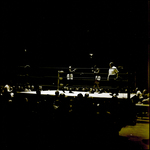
[142,91,149,104]
[4,84,12,92]
[142,98,149,104]
[132,87,143,103]
[136,87,143,99]
[142,89,149,99]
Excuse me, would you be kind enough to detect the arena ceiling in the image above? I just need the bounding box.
[0,1,148,88]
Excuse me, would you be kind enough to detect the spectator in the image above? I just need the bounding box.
[142,89,149,104]
[135,87,143,100]
[142,97,149,104]
[4,84,11,92]
[142,89,148,99]
[132,87,143,103]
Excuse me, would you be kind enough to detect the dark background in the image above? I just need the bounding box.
[0,1,148,89]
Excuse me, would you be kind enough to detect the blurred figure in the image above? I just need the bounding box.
[142,97,149,104]
[142,89,148,99]
[92,65,101,92]
[107,62,119,81]
[132,87,143,103]
[67,66,77,93]
[1,84,12,101]
[4,84,12,92]
[24,65,31,84]
[136,87,143,100]
[142,89,149,104]
[107,62,119,96]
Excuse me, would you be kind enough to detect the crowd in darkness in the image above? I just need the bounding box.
[0,84,139,149]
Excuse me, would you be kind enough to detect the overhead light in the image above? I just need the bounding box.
[89,53,93,57]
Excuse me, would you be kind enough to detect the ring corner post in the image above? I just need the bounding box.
[127,71,130,100]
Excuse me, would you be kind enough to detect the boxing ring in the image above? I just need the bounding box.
[17,90,136,99]
[5,66,139,137]
[16,66,136,100]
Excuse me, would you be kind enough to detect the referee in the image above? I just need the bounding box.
[107,62,119,96]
